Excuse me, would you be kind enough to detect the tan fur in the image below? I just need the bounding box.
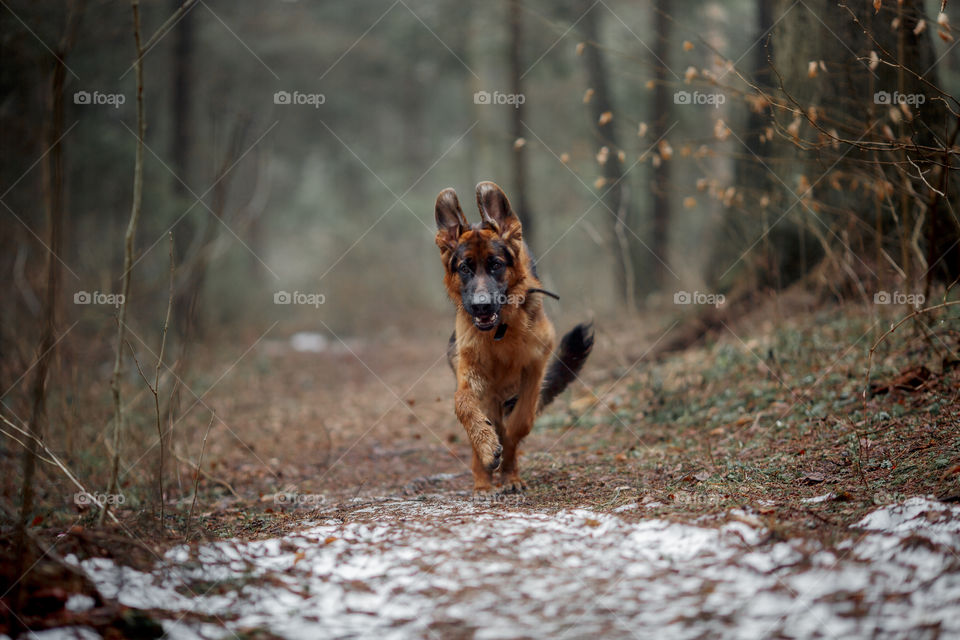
[435,183,556,493]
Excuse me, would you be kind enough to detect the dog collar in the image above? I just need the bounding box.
[526,287,560,300]
[489,289,558,342]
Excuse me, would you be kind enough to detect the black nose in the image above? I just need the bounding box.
[472,302,495,316]
[469,291,498,316]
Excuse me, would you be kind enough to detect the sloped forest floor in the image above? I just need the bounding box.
[2,298,959,639]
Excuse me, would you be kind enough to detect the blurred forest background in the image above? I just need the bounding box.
[5,0,957,337]
[2,0,960,573]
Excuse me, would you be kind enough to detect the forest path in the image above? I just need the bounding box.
[67,496,960,639]
[41,308,960,639]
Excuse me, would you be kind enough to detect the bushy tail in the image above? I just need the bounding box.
[539,322,594,411]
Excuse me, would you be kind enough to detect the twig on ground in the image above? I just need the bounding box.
[859,300,960,487]
[1,414,121,525]
[171,447,239,499]
[154,234,175,522]
[188,411,216,529]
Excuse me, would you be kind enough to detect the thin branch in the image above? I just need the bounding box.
[863,300,960,412]
[140,0,199,57]
[188,411,215,529]
[907,156,945,196]
[103,0,145,525]
[171,446,239,499]
[154,233,175,524]
[1,414,121,525]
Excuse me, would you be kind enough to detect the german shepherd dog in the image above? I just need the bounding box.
[434,182,593,493]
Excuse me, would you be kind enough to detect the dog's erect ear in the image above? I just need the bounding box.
[476,181,521,242]
[435,188,468,252]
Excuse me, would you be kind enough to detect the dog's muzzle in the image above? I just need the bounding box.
[466,290,500,331]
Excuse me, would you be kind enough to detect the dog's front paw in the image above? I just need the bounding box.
[500,475,526,494]
[474,420,502,471]
[481,442,502,471]
[473,481,495,497]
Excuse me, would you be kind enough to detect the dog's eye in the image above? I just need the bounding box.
[488,259,504,273]
[457,263,472,277]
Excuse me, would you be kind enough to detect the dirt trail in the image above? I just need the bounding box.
[65,497,960,639]
[22,307,960,639]
[185,320,641,504]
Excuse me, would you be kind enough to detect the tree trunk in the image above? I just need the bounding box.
[509,0,534,249]
[13,2,82,628]
[579,1,636,307]
[170,0,198,337]
[762,0,951,290]
[650,0,671,290]
[714,0,776,289]
[103,0,146,525]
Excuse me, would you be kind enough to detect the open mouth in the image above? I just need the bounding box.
[472,312,499,331]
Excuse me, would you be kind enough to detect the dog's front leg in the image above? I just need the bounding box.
[454,381,502,493]
[500,362,547,493]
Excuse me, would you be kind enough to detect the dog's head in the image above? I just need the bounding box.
[435,182,526,331]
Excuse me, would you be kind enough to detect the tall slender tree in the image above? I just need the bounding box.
[13,2,83,629]
[169,0,198,336]
[508,0,535,249]
[713,0,776,289]
[771,0,953,289]
[650,0,672,290]
[580,0,637,307]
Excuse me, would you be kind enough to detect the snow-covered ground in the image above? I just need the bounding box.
[47,496,960,639]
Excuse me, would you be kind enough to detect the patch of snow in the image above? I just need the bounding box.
[161,620,224,640]
[800,492,834,504]
[64,594,95,613]
[425,472,459,481]
[21,628,101,640]
[289,331,328,353]
[68,497,960,639]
